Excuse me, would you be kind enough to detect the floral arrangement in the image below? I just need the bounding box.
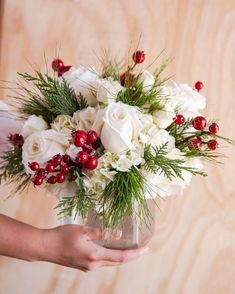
[0,50,233,227]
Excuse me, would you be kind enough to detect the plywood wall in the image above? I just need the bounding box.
[0,0,235,293]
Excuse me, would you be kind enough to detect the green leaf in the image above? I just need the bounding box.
[143,143,206,180]
[17,71,88,124]
[99,167,151,228]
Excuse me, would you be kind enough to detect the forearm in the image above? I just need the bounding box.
[0,214,49,262]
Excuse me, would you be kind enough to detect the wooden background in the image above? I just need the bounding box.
[1,0,235,293]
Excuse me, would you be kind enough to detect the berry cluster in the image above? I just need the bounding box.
[72,130,100,170]
[51,59,71,77]
[29,130,101,186]
[29,154,76,186]
[174,113,219,151]
[8,133,24,149]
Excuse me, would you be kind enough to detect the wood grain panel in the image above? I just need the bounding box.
[0,0,235,293]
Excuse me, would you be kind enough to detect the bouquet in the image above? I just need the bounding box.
[0,50,233,248]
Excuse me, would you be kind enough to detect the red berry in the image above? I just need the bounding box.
[36,169,47,178]
[68,174,77,182]
[73,131,88,147]
[77,151,89,165]
[46,162,55,173]
[189,138,202,150]
[87,130,98,143]
[192,116,207,131]
[47,175,57,184]
[57,173,65,183]
[133,50,146,64]
[174,114,185,125]
[74,136,86,147]
[33,176,43,186]
[209,123,219,134]
[8,133,24,148]
[73,130,87,139]
[62,154,71,164]
[207,140,218,150]
[86,155,98,170]
[29,162,40,172]
[61,165,69,173]
[58,65,72,77]
[195,81,204,91]
[52,59,64,71]
[52,155,62,166]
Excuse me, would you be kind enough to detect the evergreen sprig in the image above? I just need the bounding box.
[117,81,165,109]
[99,167,150,228]
[17,71,88,124]
[0,148,31,194]
[55,172,95,219]
[166,118,194,144]
[143,143,206,180]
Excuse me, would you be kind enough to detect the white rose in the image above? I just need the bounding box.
[22,130,68,174]
[92,102,143,154]
[51,115,75,136]
[47,181,77,200]
[96,78,123,104]
[22,115,48,138]
[63,66,99,107]
[73,107,97,131]
[161,82,206,118]
[153,105,176,129]
[138,70,155,92]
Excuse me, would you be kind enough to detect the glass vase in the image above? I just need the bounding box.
[62,199,155,250]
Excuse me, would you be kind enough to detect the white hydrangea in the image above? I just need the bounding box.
[51,114,75,136]
[83,152,117,196]
[73,107,97,131]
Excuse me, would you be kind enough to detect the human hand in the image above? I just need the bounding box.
[41,225,148,272]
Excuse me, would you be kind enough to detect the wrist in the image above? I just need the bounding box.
[36,228,61,264]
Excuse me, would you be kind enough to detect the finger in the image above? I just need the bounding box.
[87,227,122,241]
[94,260,123,269]
[100,246,149,263]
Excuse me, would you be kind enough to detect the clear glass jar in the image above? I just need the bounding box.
[62,199,155,250]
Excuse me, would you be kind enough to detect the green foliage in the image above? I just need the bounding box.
[17,71,88,124]
[101,58,121,81]
[55,171,95,219]
[143,143,206,180]
[117,81,166,110]
[99,167,151,228]
[0,148,31,194]
[153,58,172,88]
[167,118,194,145]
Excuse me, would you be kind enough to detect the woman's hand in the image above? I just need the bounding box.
[41,225,148,272]
[0,214,148,272]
